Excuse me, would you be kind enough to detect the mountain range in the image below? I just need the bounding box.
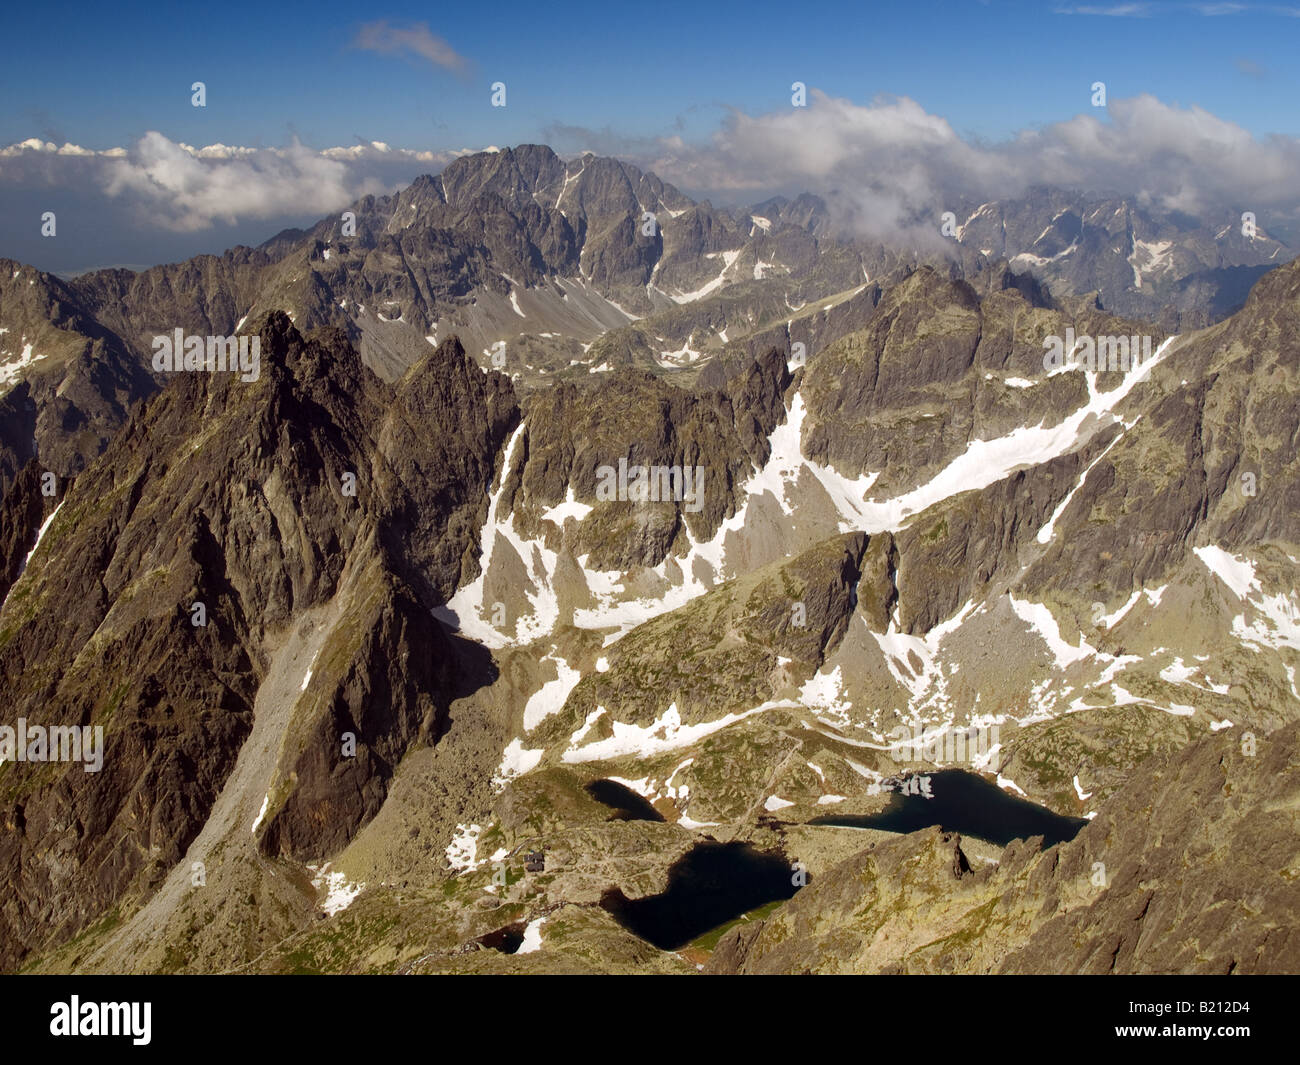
[1,145,1297,975]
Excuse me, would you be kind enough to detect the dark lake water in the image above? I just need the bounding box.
[476,921,526,954]
[585,779,666,822]
[809,769,1087,848]
[600,841,798,950]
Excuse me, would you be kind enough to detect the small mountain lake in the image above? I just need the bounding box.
[809,769,1088,848]
[585,778,666,822]
[600,841,799,950]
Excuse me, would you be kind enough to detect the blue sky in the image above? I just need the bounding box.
[3,0,1298,152]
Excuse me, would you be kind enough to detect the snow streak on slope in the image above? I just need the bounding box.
[540,487,593,525]
[493,738,544,790]
[524,654,583,731]
[1007,595,1149,698]
[1036,433,1123,544]
[851,336,1177,532]
[436,423,560,647]
[671,250,741,303]
[16,502,62,579]
[561,699,798,763]
[750,393,878,525]
[516,916,546,954]
[799,665,854,727]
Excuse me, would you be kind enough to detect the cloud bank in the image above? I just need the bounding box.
[2,90,1298,270]
[635,91,1300,241]
[1,134,467,232]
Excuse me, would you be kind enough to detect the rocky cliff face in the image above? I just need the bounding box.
[507,348,792,569]
[0,259,155,501]
[801,266,1166,497]
[0,313,516,970]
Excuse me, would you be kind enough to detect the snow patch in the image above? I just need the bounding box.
[516,916,546,954]
[0,343,48,395]
[493,738,544,790]
[524,655,582,731]
[446,823,484,872]
[1008,596,1096,669]
[310,864,365,916]
[540,486,593,525]
[1194,545,1260,598]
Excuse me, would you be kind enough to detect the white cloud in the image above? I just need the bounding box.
[102,133,387,231]
[1053,4,1157,15]
[639,90,1300,240]
[0,133,472,232]
[353,20,469,74]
